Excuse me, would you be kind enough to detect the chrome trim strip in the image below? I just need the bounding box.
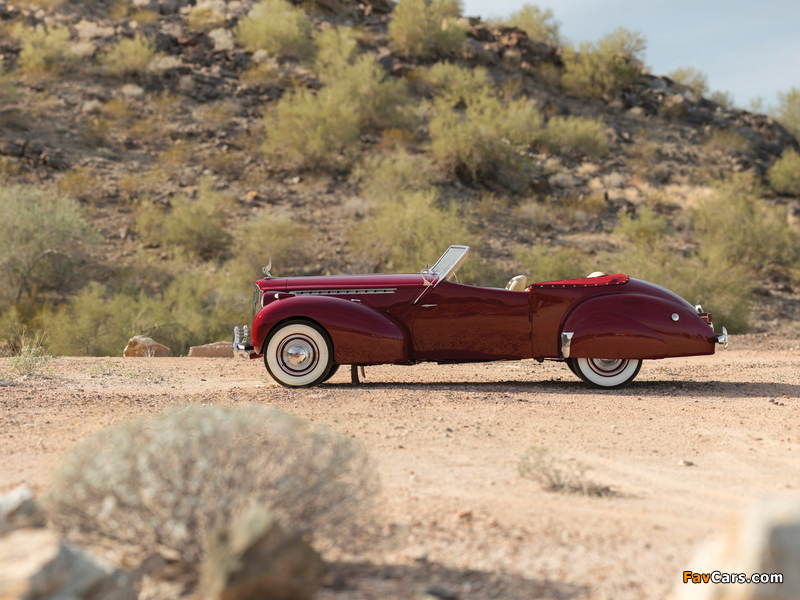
[561,332,574,359]
[716,326,728,349]
[292,288,397,295]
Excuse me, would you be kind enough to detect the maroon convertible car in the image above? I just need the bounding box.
[234,245,727,389]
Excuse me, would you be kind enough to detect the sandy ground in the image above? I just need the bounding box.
[2,332,800,600]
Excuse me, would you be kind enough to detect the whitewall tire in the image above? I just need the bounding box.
[569,357,642,389]
[264,321,333,388]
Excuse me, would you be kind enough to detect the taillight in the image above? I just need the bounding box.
[699,312,712,324]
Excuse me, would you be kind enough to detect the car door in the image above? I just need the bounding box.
[411,280,532,361]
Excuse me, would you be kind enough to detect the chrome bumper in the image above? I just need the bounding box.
[233,325,253,352]
[715,326,728,349]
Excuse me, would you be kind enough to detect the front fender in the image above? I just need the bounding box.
[561,294,715,359]
[252,295,409,365]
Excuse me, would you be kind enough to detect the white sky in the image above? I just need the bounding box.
[461,0,800,110]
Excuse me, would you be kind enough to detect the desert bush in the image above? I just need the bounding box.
[0,67,19,104]
[430,90,542,181]
[416,62,490,106]
[515,245,591,282]
[197,100,239,131]
[350,150,440,207]
[702,127,750,155]
[0,186,94,306]
[519,447,612,497]
[388,0,466,60]
[15,24,81,77]
[708,90,735,109]
[264,86,360,170]
[351,189,473,274]
[230,206,311,281]
[614,205,670,249]
[667,66,708,96]
[186,3,226,32]
[58,166,104,203]
[540,115,609,157]
[501,3,560,43]
[773,86,800,140]
[136,179,231,258]
[9,327,50,377]
[100,34,163,77]
[45,405,377,563]
[767,149,800,196]
[562,27,646,99]
[237,0,314,60]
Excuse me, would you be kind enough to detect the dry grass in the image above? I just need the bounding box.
[519,447,613,497]
[236,0,314,60]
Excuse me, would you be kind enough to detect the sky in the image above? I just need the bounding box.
[461,0,800,110]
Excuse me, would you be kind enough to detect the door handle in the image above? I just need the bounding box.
[421,304,437,308]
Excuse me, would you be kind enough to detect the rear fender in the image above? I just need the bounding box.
[560,294,714,359]
[252,295,408,365]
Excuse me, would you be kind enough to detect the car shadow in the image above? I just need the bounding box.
[322,379,800,399]
[319,559,589,600]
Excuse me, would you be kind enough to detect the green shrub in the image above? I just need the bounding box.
[350,150,440,206]
[430,90,542,181]
[503,4,560,43]
[667,66,708,96]
[237,0,314,60]
[16,24,81,77]
[264,85,360,170]
[540,115,609,157]
[0,186,94,307]
[515,245,590,283]
[136,179,231,258]
[186,4,226,32]
[230,206,310,280]
[773,86,800,140]
[613,205,670,249]
[100,34,163,77]
[767,149,800,196]
[45,405,378,564]
[388,0,466,60]
[562,27,646,98]
[416,62,490,106]
[351,189,473,274]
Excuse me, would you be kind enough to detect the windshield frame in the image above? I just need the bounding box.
[426,245,470,285]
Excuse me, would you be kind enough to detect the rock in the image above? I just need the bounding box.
[0,486,45,536]
[677,497,800,599]
[188,341,234,358]
[159,0,180,14]
[123,336,170,358]
[201,507,325,600]
[209,28,235,51]
[0,528,136,600]
[75,20,115,39]
[82,99,104,115]
[462,38,496,65]
[120,83,145,98]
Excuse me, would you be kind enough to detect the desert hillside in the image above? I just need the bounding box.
[1,0,800,356]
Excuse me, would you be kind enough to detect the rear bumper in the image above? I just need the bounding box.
[715,326,728,349]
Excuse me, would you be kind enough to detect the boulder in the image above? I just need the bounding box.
[209,28,235,51]
[123,336,170,358]
[676,497,800,599]
[188,341,234,358]
[0,486,45,536]
[201,507,325,600]
[0,528,136,600]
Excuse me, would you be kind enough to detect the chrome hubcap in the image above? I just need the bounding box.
[284,343,311,367]
[588,358,628,377]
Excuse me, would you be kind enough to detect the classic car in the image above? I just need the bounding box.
[233,245,727,389]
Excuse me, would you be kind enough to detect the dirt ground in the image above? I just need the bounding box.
[2,332,800,600]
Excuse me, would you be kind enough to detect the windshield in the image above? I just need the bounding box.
[428,245,469,281]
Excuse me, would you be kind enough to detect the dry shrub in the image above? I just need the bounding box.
[349,150,440,207]
[519,447,612,497]
[702,127,750,155]
[562,27,645,99]
[100,34,163,77]
[186,3,226,32]
[498,3,560,43]
[236,0,314,60]
[58,166,104,203]
[515,244,591,282]
[430,89,542,182]
[388,0,465,59]
[45,405,378,563]
[15,24,81,77]
[9,327,50,377]
[0,67,19,104]
[203,149,246,178]
[415,62,490,106]
[540,115,609,158]
[667,66,709,96]
[767,149,800,196]
[136,179,231,259]
[197,100,239,131]
[773,86,800,140]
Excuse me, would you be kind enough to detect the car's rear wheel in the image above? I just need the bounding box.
[264,321,333,388]
[569,357,642,389]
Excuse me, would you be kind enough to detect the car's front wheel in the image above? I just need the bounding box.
[569,357,642,389]
[264,321,333,388]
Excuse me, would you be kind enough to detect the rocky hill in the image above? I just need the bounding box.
[1,0,799,355]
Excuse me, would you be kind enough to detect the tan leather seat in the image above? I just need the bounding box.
[506,275,528,291]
